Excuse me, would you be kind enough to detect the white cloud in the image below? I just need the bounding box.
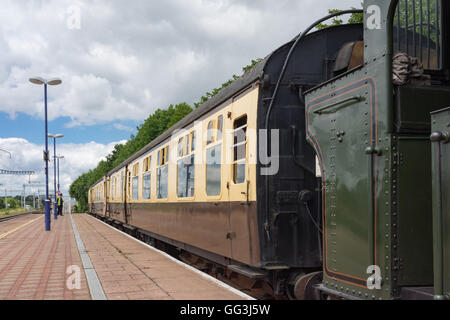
[0,137,125,196]
[113,123,134,132]
[0,0,362,126]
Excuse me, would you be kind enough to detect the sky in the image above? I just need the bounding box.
[0,0,362,196]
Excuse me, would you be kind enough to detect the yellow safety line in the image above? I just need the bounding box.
[0,216,43,240]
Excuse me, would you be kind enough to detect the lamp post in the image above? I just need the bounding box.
[56,155,64,192]
[29,77,62,231]
[48,134,64,220]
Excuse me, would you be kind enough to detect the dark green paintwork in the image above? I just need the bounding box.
[306,0,449,300]
[305,0,399,300]
[431,107,450,299]
[395,86,450,132]
[396,138,433,286]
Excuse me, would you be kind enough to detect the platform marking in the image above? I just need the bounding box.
[69,213,107,300]
[0,216,43,240]
[92,215,256,300]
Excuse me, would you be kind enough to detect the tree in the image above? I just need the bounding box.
[316,5,364,30]
[69,58,263,211]
[194,58,263,108]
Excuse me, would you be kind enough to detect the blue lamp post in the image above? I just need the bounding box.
[48,134,64,220]
[29,77,62,231]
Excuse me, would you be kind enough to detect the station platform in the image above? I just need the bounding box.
[0,213,252,301]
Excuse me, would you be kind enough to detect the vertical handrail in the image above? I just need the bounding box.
[431,131,446,300]
[365,146,381,266]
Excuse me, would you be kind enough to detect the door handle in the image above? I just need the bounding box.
[240,181,250,205]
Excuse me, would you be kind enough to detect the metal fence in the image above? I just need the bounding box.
[394,0,442,70]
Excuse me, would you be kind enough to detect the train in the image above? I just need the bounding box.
[89,0,449,300]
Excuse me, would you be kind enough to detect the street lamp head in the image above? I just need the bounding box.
[48,134,63,139]
[47,78,62,86]
[29,77,62,86]
[29,77,46,85]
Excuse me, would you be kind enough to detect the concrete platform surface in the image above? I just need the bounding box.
[0,214,91,300]
[0,213,252,301]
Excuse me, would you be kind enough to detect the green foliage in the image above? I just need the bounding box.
[394,0,440,42]
[4,198,20,210]
[69,59,263,211]
[194,58,263,108]
[316,5,364,30]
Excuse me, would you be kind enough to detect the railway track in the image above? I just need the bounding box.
[0,211,41,223]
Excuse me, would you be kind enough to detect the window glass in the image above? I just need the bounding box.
[157,165,169,199]
[132,176,139,201]
[206,144,222,196]
[143,173,151,200]
[217,115,223,141]
[207,121,214,144]
[178,155,195,198]
[165,146,169,163]
[178,138,184,157]
[233,115,247,184]
[184,135,190,156]
[191,131,196,152]
[144,156,151,172]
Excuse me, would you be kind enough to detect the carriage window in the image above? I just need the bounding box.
[178,155,195,198]
[191,131,196,152]
[393,0,442,70]
[144,156,151,172]
[206,144,222,196]
[217,115,224,141]
[143,156,151,200]
[157,165,168,199]
[132,163,139,201]
[178,138,184,157]
[143,173,151,200]
[158,146,169,166]
[207,121,215,145]
[233,115,247,184]
[178,132,195,198]
[157,147,169,199]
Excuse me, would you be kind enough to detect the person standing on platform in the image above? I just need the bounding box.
[57,193,64,216]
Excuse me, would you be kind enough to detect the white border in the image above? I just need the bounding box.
[70,213,107,300]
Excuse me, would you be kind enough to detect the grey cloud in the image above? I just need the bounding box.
[0,138,125,195]
[0,0,362,126]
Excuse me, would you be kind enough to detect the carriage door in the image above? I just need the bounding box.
[228,102,252,264]
[103,179,108,216]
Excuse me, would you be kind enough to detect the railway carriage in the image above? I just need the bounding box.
[89,0,450,300]
[89,22,366,297]
[89,180,105,216]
